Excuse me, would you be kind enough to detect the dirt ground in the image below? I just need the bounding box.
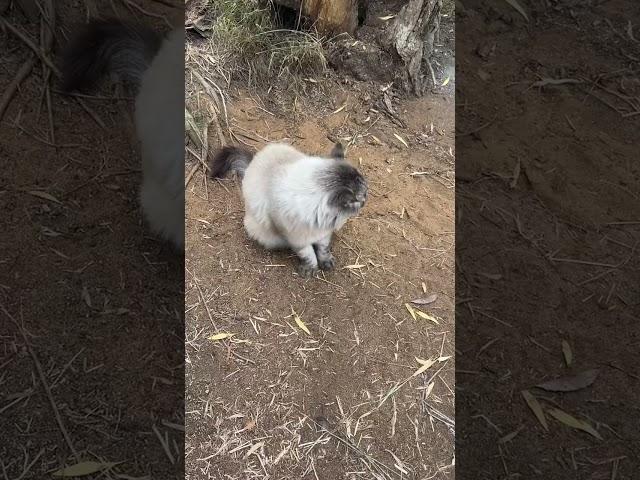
[0,1,184,479]
[457,0,640,478]
[184,8,455,480]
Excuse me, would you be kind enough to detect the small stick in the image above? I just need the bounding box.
[148,0,182,8]
[426,59,437,88]
[119,0,172,28]
[0,17,60,75]
[531,78,581,87]
[185,162,200,188]
[457,116,496,136]
[0,16,105,128]
[1,304,80,461]
[0,56,36,122]
[548,257,617,268]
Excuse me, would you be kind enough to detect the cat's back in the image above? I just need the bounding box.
[135,29,184,184]
[243,143,304,189]
[252,143,304,169]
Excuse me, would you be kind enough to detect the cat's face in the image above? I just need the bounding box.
[322,150,368,215]
[316,143,368,215]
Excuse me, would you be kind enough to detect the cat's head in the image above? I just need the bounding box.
[322,143,368,215]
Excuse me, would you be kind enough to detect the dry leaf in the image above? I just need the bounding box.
[480,272,502,280]
[548,408,602,440]
[499,425,524,444]
[536,369,599,392]
[394,133,409,147]
[562,340,572,366]
[244,441,265,458]
[441,76,450,86]
[292,309,311,336]
[437,355,452,362]
[510,158,521,188]
[52,461,117,477]
[504,0,529,21]
[344,264,366,269]
[413,358,436,376]
[81,286,92,308]
[332,104,347,114]
[416,310,439,324]
[405,303,417,320]
[424,382,435,398]
[411,294,438,305]
[379,14,396,20]
[521,390,548,431]
[209,333,234,341]
[478,68,491,81]
[416,357,435,365]
[28,190,62,204]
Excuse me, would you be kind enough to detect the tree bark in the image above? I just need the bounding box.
[386,0,442,95]
[272,0,359,35]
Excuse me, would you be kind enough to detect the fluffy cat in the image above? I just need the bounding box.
[211,142,368,277]
[61,19,184,250]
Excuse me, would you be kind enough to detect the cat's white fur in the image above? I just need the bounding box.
[135,29,184,250]
[242,143,355,273]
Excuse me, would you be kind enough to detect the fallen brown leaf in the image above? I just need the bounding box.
[536,369,599,392]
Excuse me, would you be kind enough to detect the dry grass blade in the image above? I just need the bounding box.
[331,104,347,114]
[394,133,409,147]
[52,461,117,477]
[415,310,439,324]
[532,78,581,87]
[503,0,529,21]
[562,340,573,366]
[521,390,548,431]
[498,425,524,444]
[188,0,326,87]
[423,401,455,435]
[209,332,234,341]
[1,304,80,461]
[413,358,436,377]
[27,190,62,204]
[292,307,311,335]
[547,408,603,440]
[309,416,402,478]
[0,55,36,122]
[404,303,417,320]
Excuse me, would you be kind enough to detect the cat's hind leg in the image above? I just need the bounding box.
[313,233,335,271]
[244,214,287,249]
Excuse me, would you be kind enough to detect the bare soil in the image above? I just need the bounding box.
[0,2,184,479]
[184,7,455,479]
[457,0,640,478]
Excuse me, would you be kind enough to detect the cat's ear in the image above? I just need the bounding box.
[330,142,345,160]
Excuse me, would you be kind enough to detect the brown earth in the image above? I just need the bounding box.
[457,0,640,478]
[0,1,184,479]
[184,9,456,480]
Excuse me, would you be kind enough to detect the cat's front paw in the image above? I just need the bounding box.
[318,255,336,271]
[297,262,318,278]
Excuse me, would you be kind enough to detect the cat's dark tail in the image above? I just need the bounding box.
[61,18,162,93]
[210,146,254,180]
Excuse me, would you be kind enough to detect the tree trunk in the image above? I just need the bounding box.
[386,0,442,95]
[272,0,359,35]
